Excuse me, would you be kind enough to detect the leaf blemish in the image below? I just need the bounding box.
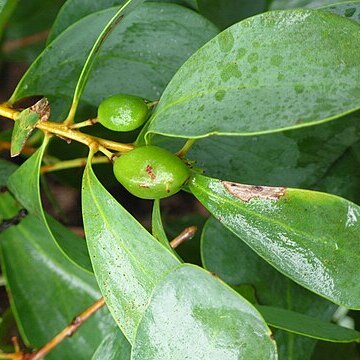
[30,97,50,122]
[146,164,156,180]
[223,181,286,202]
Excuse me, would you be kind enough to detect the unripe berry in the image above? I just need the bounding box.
[97,94,150,132]
[113,146,191,199]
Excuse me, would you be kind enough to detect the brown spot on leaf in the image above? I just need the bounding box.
[223,181,286,202]
[146,164,156,180]
[210,272,219,279]
[30,97,50,122]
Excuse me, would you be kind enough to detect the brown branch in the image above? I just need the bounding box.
[40,156,110,174]
[0,105,135,155]
[29,298,105,360]
[170,226,197,249]
[2,31,49,53]
[0,298,105,360]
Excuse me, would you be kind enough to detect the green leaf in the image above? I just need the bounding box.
[82,160,180,342]
[66,0,145,123]
[197,0,267,29]
[10,4,219,120]
[0,308,17,353]
[91,329,131,359]
[7,139,92,272]
[0,192,21,225]
[181,0,197,8]
[201,216,336,359]
[189,174,360,309]
[0,0,18,38]
[8,140,47,215]
[48,0,125,42]
[312,341,360,360]
[257,305,360,343]
[49,0,197,43]
[270,0,350,10]
[9,7,115,118]
[184,113,360,188]
[0,159,17,187]
[2,0,64,62]
[10,98,49,157]
[315,140,360,204]
[145,9,360,140]
[131,264,278,359]
[151,199,181,259]
[321,1,360,22]
[0,193,116,360]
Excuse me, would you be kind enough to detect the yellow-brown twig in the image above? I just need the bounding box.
[0,104,135,154]
[2,31,49,53]
[170,226,197,249]
[40,156,110,174]
[28,298,105,360]
[69,118,97,129]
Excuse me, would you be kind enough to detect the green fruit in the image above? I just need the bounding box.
[97,94,150,132]
[113,146,191,199]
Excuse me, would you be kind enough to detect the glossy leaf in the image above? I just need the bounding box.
[7,139,92,272]
[145,9,360,140]
[9,7,116,118]
[131,264,278,359]
[151,199,180,259]
[182,0,197,8]
[91,329,131,359]
[257,305,360,343]
[66,0,145,123]
[315,141,360,204]
[321,1,360,22]
[7,139,48,215]
[0,0,18,38]
[184,113,360,188]
[10,98,49,157]
[270,0,349,10]
[197,0,267,29]
[0,159,17,187]
[189,174,360,309]
[2,0,64,62]
[201,217,336,359]
[0,192,116,360]
[0,309,17,353]
[49,0,197,42]
[48,0,125,42]
[82,160,180,342]
[10,4,218,120]
[0,191,24,238]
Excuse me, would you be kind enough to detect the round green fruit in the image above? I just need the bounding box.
[113,146,191,199]
[97,94,150,132]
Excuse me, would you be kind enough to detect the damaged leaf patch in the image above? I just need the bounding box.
[10,98,50,157]
[223,181,286,202]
